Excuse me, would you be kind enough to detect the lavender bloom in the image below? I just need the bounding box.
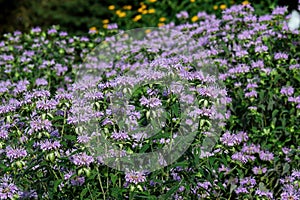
[0,183,19,199]
[31,27,41,33]
[107,23,118,30]
[70,176,85,186]
[281,86,294,96]
[245,90,258,98]
[77,135,91,144]
[231,152,255,163]
[39,139,61,151]
[36,99,58,111]
[235,186,249,194]
[241,143,261,154]
[29,118,52,133]
[111,130,129,140]
[140,96,162,108]
[59,32,68,37]
[176,11,189,19]
[274,52,288,60]
[125,171,147,184]
[5,146,27,160]
[0,129,9,139]
[259,150,274,161]
[71,152,94,166]
[19,190,38,199]
[272,6,287,15]
[255,189,273,199]
[35,78,48,86]
[252,166,267,175]
[47,28,57,34]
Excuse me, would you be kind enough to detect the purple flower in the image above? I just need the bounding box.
[111,130,129,140]
[19,190,38,199]
[255,189,273,199]
[281,86,294,96]
[0,129,9,139]
[77,135,91,144]
[29,118,52,133]
[107,23,118,30]
[235,186,249,194]
[70,176,85,186]
[241,143,261,154]
[39,139,61,151]
[71,152,94,166]
[259,150,274,161]
[47,28,57,34]
[5,146,27,160]
[252,166,267,175]
[272,6,287,15]
[176,11,189,19]
[140,96,162,108]
[36,99,58,111]
[35,78,48,86]
[231,152,255,163]
[0,183,19,199]
[245,90,257,98]
[125,171,147,184]
[31,27,41,33]
[274,52,288,60]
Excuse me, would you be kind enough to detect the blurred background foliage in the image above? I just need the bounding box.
[0,0,283,37]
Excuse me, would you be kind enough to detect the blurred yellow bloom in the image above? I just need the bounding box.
[230,0,235,4]
[190,0,195,2]
[149,0,157,2]
[138,7,145,13]
[103,24,108,29]
[123,5,132,10]
[133,15,142,22]
[89,27,97,31]
[158,23,164,27]
[191,15,199,22]
[242,1,249,5]
[102,19,109,24]
[145,29,151,33]
[118,12,126,18]
[213,5,218,10]
[116,10,122,15]
[159,17,166,22]
[220,4,227,10]
[148,8,155,14]
[108,5,115,10]
[142,10,148,14]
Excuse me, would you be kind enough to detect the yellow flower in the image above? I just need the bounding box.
[116,10,122,15]
[108,5,115,10]
[158,23,165,27]
[142,10,148,14]
[102,19,109,24]
[213,5,218,10]
[148,8,155,14]
[133,15,142,22]
[220,4,227,10]
[138,7,144,13]
[190,0,195,2]
[118,12,126,18]
[149,0,157,3]
[145,29,151,33]
[89,27,97,31]
[242,1,249,5]
[191,15,199,22]
[103,24,108,29]
[123,5,132,10]
[159,17,166,22]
